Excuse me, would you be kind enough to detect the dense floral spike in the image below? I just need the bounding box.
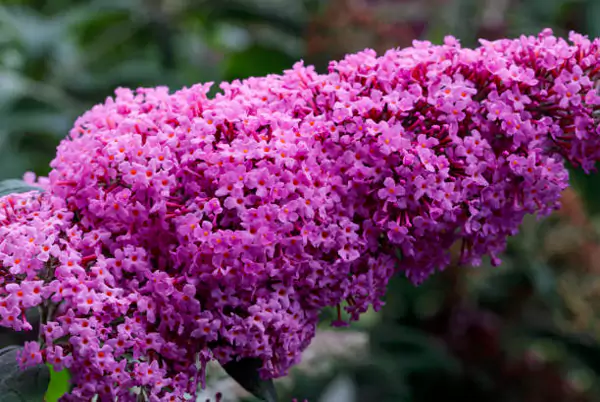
[1,29,600,400]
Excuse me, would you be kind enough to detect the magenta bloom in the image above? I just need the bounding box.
[1,29,600,400]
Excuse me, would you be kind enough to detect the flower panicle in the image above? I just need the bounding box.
[1,29,599,400]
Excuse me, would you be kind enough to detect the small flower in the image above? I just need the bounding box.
[377,177,406,203]
[18,341,43,368]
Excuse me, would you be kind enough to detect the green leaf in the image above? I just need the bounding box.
[221,357,277,402]
[0,346,50,402]
[0,179,42,198]
[45,366,70,402]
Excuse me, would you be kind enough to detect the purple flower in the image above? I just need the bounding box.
[1,28,600,400]
[377,177,406,203]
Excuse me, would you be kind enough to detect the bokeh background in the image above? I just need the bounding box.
[2,0,600,401]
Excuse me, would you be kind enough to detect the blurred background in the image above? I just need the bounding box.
[1,0,600,401]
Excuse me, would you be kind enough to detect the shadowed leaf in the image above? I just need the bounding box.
[0,179,42,198]
[221,357,277,402]
[0,346,50,402]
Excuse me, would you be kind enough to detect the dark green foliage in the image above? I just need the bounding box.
[0,0,317,179]
[222,358,278,402]
[0,346,50,402]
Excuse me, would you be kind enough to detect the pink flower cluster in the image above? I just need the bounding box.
[1,29,600,400]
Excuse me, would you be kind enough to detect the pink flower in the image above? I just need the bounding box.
[1,28,600,400]
[18,341,43,368]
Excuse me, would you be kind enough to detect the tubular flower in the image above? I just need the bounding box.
[1,29,600,400]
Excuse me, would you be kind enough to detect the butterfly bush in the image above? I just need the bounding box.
[1,29,600,400]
